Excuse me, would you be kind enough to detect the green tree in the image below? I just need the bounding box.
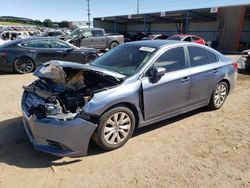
[58,21,70,28]
[43,19,53,27]
[34,19,42,26]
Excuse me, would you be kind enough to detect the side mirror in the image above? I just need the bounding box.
[149,67,166,77]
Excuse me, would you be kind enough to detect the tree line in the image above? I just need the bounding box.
[0,17,71,28]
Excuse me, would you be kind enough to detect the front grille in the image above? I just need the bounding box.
[25,93,44,109]
[47,140,63,150]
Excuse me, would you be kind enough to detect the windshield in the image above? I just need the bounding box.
[70,29,83,36]
[91,44,157,76]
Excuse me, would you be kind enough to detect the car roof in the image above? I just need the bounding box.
[173,34,200,38]
[0,37,62,47]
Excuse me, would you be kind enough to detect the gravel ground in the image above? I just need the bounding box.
[0,56,250,188]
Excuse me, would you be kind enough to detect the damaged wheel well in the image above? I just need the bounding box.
[100,102,139,128]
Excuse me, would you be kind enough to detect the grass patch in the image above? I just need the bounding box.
[0,21,30,26]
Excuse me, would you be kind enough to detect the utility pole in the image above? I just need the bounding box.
[137,0,140,14]
[87,0,90,28]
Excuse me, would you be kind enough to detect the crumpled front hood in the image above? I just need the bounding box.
[34,60,126,84]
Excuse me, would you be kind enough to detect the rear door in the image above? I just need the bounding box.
[187,46,221,106]
[91,29,106,49]
[142,46,191,120]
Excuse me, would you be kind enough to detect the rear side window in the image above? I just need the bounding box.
[184,37,191,42]
[192,36,200,41]
[188,46,209,67]
[21,40,51,48]
[154,47,186,72]
[207,51,218,63]
[92,30,104,37]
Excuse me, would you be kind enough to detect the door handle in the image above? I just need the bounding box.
[212,68,220,73]
[181,76,190,83]
[56,51,63,53]
[29,50,37,53]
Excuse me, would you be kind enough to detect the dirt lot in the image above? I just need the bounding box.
[0,57,250,188]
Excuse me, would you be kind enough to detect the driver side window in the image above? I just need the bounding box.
[47,40,70,48]
[154,47,187,72]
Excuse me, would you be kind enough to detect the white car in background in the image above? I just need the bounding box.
[0,31,26,41]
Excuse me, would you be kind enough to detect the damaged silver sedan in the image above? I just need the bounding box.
[21,41,237,157]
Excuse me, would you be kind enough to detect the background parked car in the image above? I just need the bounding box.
[0,31,26,41]
[66,28,124,50]
[0,37,98,74]
[168,34,206,45]
[42,30,68,40]
[142,34,169,40]
[240,49,250,71]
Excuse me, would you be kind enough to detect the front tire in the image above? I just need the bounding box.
[93,107,135,151]
[13,57,35,74]
[85,53,98,63]
[208,81,228,110]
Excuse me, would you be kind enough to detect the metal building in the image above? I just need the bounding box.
[93,4,250,51]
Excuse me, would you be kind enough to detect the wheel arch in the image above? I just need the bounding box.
[85,52,99,63]
[100,102,139,128]
[13,55,35,73]
[219,79,230,93]
[110,41,119,49]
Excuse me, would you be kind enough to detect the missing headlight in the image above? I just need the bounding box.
[44,99,62,116]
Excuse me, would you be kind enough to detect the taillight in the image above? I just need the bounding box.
[232,61,239,71]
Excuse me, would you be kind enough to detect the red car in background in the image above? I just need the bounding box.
[168,34,206,45]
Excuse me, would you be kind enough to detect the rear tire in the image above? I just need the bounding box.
[13,57,35,74]
[110,42,119,49]
[208,81,228,110]
[93,106,135,151]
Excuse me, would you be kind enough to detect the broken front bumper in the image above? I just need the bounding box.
[21,93,97,157]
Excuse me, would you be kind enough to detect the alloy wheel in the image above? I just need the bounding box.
[86,54,98,63]
[103,112,131,145]
[14,57,34,73]
[214,84,227,107]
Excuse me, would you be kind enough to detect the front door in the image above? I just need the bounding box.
[142,46,191,120]
[24,39,64,65]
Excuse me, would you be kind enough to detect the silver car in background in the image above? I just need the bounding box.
[21,40,237,157]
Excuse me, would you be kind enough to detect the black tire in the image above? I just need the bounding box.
[208,81,229,110]
[110,42,119,49]
[13,57,35,74]
[85,53,98,63]
[245,65,250,72]
[93,106,135,151]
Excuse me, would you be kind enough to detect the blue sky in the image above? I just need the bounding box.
[0,0,249,21]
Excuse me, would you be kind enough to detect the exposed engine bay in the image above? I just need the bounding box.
[23,62,122,120]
